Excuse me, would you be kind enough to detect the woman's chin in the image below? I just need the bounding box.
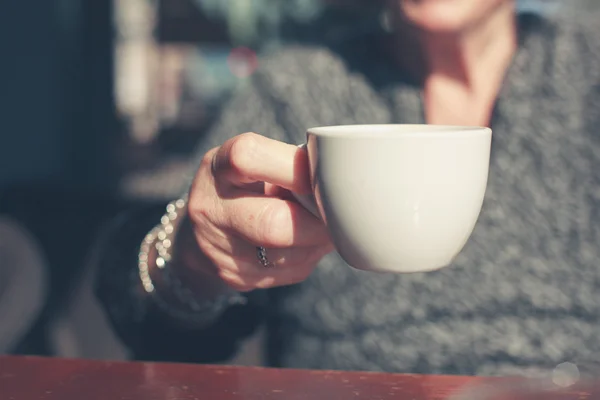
[405,14,471,34]
[398,0,512,34]
[401,2,472,32]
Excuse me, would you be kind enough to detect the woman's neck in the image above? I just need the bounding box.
[389,2,518,126]
[420,1,518,90]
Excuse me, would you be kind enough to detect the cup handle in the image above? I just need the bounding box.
[290,143,321,219]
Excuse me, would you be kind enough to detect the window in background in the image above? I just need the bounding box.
[113,0,329,150]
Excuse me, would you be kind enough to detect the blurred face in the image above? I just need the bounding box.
[392,0,513,33]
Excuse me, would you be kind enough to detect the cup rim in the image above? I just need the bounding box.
[307,124,492,138]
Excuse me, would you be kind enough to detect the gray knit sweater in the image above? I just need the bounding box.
[96,12,600,377]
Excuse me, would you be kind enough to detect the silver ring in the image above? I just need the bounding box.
[256,246,274,268]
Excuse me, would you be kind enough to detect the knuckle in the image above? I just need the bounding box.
[190,151,222,224]
[218,270,254,292]
[279,248,312,269]
[228,132,260,176]
[188,194,213,225]
[197,147,221,185]
[200,147,219,171]
[255,276,276,289]
[194,234,213,258]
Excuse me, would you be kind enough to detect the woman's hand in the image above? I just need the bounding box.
[181,132,334,292]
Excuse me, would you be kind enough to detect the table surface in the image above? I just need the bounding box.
[2,356,599,400]
[0,356,485,400]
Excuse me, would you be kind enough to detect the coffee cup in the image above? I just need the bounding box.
[292,124,492,273]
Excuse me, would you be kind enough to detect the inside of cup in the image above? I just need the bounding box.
[308,124,490,138]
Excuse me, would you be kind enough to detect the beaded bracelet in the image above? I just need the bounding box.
[138,196,246,327]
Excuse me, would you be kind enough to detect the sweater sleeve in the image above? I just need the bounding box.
[94,75,289,364]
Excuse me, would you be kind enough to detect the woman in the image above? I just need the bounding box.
[96,0,600,376]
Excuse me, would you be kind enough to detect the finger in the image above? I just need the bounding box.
[213,132,311,194]
[208,243,331,291]
[223,194,330,248]
[195,223,333,275]
[209,234,333,271]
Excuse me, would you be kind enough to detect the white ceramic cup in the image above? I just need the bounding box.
[292,124,492,274]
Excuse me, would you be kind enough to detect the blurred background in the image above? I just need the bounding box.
[0,0,593,361]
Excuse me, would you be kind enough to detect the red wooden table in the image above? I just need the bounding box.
[1,356,598,399]
[0,356,484,400]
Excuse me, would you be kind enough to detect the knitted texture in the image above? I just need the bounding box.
[96,12,600,376]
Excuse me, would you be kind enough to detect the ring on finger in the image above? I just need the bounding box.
[256,246,275,268]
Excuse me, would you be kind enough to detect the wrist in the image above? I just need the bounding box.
[171,209,240,299]
[138,197,245,328]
